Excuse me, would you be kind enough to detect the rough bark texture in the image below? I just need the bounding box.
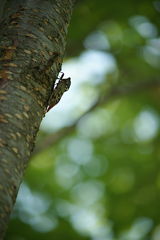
[0,0,74,238]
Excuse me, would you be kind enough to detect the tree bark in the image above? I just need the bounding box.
[0,0,74,238]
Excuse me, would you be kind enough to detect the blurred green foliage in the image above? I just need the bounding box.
[4,0,160,239]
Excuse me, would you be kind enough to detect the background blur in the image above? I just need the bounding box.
[2,0,160,239]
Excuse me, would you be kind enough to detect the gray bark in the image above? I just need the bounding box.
[0,0,74,238]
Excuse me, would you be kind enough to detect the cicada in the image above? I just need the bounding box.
[46,72,71,112]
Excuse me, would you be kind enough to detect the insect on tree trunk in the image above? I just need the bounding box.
[0,0,75,238]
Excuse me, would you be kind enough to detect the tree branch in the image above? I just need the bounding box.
[31,78,160,157]
[0,0,74,237]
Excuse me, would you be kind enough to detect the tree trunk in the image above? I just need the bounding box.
[0,0,74,238]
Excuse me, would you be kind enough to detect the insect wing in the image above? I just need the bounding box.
[65,77,71,91]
